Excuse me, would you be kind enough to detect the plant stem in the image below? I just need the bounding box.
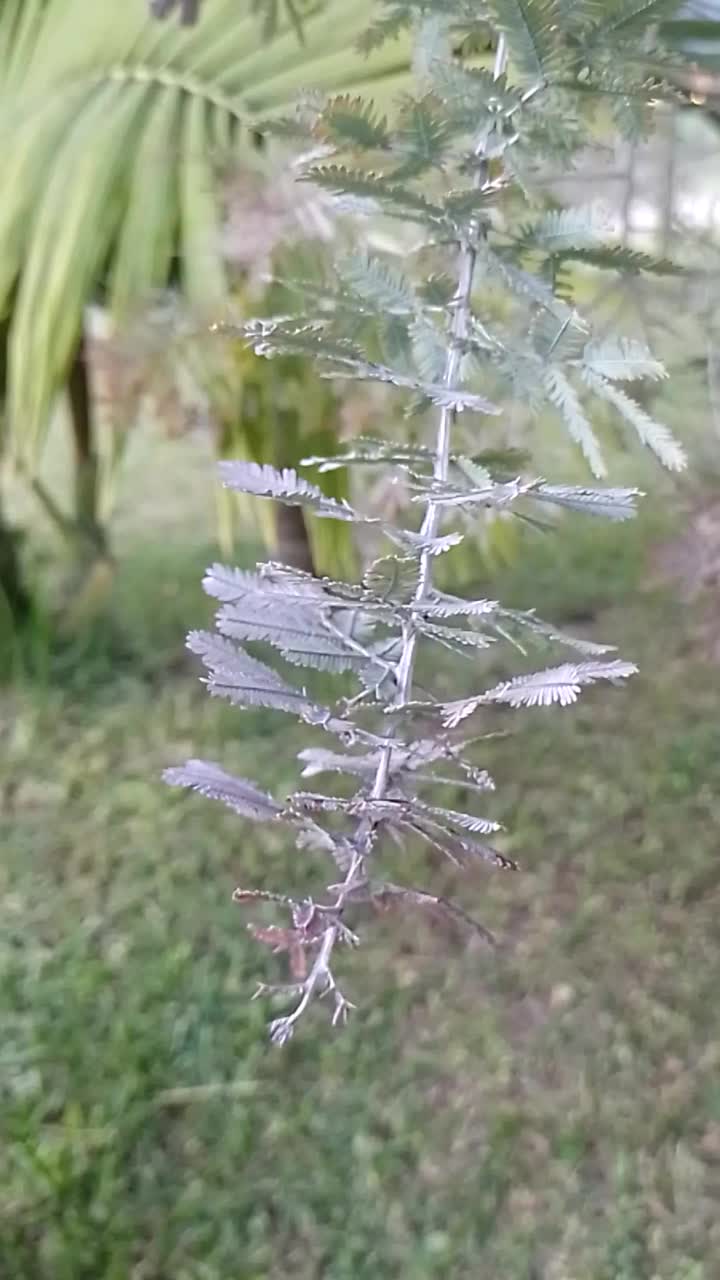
[29,476,77,544]
[68,334,109,561]
[369,34,509,806]
[279,38,509,1033]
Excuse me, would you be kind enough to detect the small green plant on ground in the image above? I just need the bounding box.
[167,0,691,1041]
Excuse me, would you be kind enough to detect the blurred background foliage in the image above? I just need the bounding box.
[3,2,720,1277]
[0,0,411,602]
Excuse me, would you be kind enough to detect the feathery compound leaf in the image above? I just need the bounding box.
[416,382,501,415]
[216,599,378,675]
[255,563,374,611]
[420,476,537,511]
[418,273,457,306]
[297,748,382,780]
[202,570,391,679]
[430,61,522,123]
[423,804,502,835]
[187,631,322,720]
[303,437,435,473]
[354,798,517,870]
[410,316,452,382]
[416,620,497,653]
[392,93,452,176]
[301,165,444,220]
[314,95,391,151]
[419,592,499,618]
[218,461,365,522]
[371,883,497,946]
[453,455,495,490]
[298,740,452,783]
[443,659,638,724]
[487,252,575,322]
[491,659,638,707]
[487,0,568,80]
[237,325,499,414]
[496,608,616,656]
[201,563,262,603]
[582,371,687,472]
[356,4,414,53]
[554,245,682,275]
[581,338,667,383]
[362,555,419,603]
[517,204,609,252]
[530,483,641,521]
[338,252,420,315]
[317,355,500,414]
[205,563,368,613]
[440,185,508,225]
[521,215,681,277]
[163,760,282,821]
[594,0,683,38]
[239,319,365,366]
[389,529,465,557]
[405,820,518,871]
[544,367,606,478]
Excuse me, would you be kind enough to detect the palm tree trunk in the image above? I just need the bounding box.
[0,496,30,626]
[273,502,315,574]
[0,314,31,628]
[68,334,109,563]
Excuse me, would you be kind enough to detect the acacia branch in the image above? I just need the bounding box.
[272,39,511,1040]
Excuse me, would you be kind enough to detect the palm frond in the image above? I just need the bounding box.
[0,0,413,464]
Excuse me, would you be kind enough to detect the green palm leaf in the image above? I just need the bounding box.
[0,0,412,466]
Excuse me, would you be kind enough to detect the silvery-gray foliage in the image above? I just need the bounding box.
[165,0,689,1044]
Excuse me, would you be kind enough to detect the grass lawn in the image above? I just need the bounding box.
[2,432,720,1279]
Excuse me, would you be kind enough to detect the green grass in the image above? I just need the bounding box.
[2,460,720,1279]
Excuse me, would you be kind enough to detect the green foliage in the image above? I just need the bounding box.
[314,93,392,150]
[487,0,570,81]
[392,92,454,175]
[0,0,413,467]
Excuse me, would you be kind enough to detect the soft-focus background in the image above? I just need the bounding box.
[2,4,720,1278]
